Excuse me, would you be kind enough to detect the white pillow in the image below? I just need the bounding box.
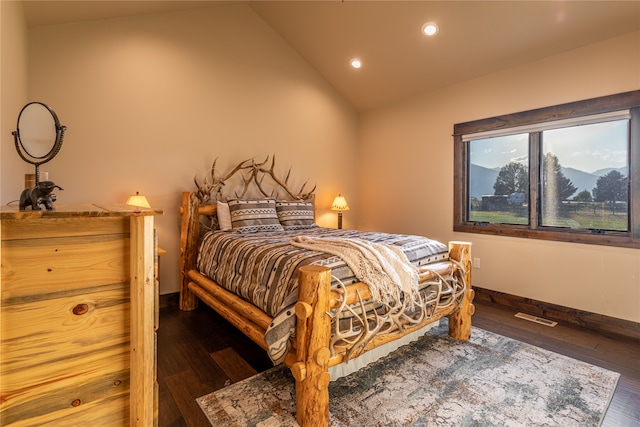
[216,201,232,231]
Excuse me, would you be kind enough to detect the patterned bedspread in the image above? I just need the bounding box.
[197,227,450,363]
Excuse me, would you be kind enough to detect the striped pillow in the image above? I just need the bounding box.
[276,200,317,230]
[228,198,284,233]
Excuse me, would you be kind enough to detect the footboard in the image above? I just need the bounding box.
[291,266,333,426]
[448,241,474,340]
[290,243,473,427]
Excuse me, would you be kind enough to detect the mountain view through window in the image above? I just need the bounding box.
[468,119,629,232]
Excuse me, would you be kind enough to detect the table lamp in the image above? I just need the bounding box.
[126,191,151,212]
[331,194,350,229]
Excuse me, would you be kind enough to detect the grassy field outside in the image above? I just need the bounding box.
[469,202,628,231]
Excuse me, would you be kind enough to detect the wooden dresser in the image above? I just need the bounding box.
[1,204,161,426]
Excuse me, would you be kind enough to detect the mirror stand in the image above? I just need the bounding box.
[12,102,66,210]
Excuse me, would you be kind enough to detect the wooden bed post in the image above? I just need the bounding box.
[447,241,474,340]
[292,265,332,427]
[179,192,199,311]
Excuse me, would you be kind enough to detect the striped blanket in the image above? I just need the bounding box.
[197,227,449,363]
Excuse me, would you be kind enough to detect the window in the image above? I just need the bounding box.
[468,133,529,225]
[454,91,640,248]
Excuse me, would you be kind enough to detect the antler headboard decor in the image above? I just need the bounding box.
[193,155,316,205]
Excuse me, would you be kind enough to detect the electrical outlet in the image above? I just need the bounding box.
[473,258,481,269]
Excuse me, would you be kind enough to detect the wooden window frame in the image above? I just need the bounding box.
[453,90,640,249]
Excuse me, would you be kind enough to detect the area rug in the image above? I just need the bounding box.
[197,321,619,426]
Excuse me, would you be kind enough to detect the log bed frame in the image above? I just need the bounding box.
[178,157,474,426]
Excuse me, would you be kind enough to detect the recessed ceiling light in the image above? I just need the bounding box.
[422,22,438,37]
[350,58,362,69]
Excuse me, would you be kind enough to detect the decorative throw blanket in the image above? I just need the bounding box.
[290,236,420,305]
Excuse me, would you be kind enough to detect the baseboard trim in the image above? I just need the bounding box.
[160,292,180,309]
[473,287,640,342]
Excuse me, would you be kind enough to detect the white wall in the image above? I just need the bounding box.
[1,1,30,197]
[359,31,640,323]
[3,4,359,294]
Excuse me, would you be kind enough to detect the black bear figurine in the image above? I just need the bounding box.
[19,181,63,211]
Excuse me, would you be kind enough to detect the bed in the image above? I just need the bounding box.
[179,156,474,426]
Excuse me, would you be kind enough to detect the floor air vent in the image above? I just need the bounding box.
[514,312,558,327]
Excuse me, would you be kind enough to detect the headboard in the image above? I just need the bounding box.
[180,155,317,309]
[191,155,317,232]
[194,155,316,205]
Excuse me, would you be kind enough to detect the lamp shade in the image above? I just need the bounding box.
[126,192,151,209]
[331,194,350,211]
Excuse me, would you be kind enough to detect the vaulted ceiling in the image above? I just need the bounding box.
[21,1,640,111]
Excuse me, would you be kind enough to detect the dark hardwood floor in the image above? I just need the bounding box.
[157,300,640,427]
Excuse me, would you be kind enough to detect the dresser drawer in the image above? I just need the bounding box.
[1,284,130,385]
[0,216,128,240]
[1,234,129,300]
[1,369,130,427]
[1,285,130,425]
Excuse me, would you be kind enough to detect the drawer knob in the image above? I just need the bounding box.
[72,304,89,316]
[71,399,81,407]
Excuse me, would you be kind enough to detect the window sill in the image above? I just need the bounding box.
[453,224,639,249]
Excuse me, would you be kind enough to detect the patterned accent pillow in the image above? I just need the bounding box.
[228,198,284,233]
[276,200,317,230]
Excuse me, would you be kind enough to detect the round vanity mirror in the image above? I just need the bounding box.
[17,102,60,158]
[13,101,66,183]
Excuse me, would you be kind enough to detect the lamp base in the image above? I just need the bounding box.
[337,212,343,229]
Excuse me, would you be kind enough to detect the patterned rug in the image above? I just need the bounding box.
[197,321,619,426]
